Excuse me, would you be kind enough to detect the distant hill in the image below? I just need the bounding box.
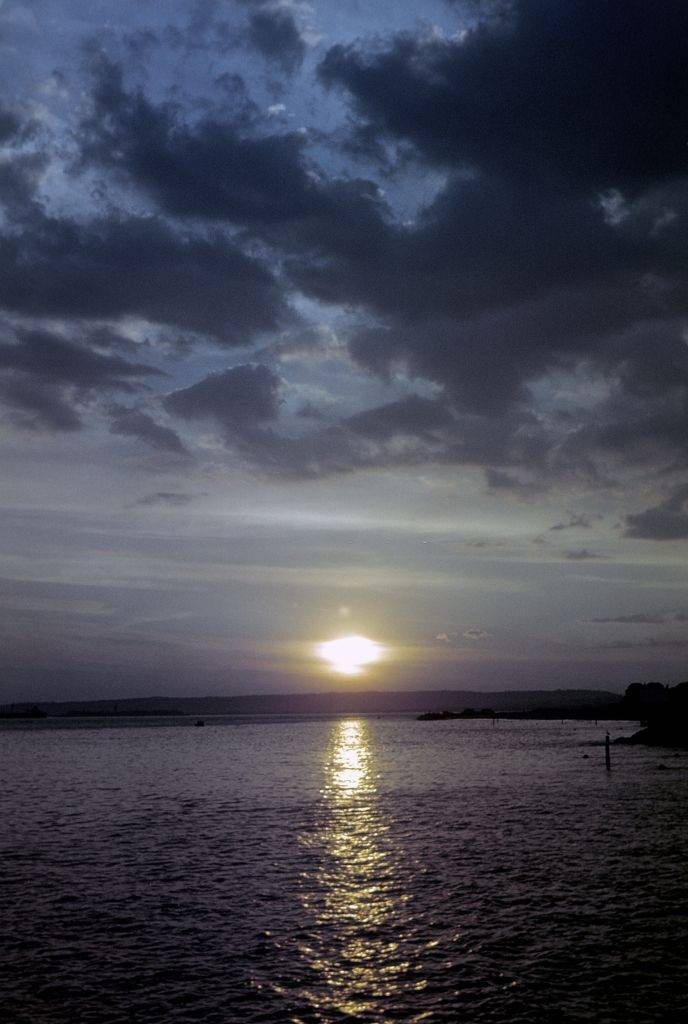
[17,688,621,718]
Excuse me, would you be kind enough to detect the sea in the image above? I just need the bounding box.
[2,714,687,1023]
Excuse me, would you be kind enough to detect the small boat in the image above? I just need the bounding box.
[194,719,205,727]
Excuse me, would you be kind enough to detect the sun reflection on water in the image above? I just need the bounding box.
[296,719,426,1021]
[330,719,370,795]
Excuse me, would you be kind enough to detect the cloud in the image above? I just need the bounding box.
[564,549,608,561]
[600,638,688,651]
[624,484,688,540]
[0,150,49,216]
[0,104,21,142]
[0,325,159,432]
[164,364,283,444]
[318,1,688,190]
[0,211,290,346]
[247,6,305,73]
[550,511,601,531]
[484,468,530,492]
[590,613,670,625]
[165,378,471,477]
[0,374,82,432]
[136,491,198,507]
[81,55,322,225]
[300,3,688,488]
[296,401,325,421]
[283,178,688,486]
[1,0,686,497]
[463,628,492,641]
[434,628,493,644]
[0,327,158,390]
[66,21,688,491]
[109,408,188,454]
[345,395,455,441]
[79,56,404,298]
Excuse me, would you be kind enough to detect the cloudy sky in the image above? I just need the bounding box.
[1,0,688,700]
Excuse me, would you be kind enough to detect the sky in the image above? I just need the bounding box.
[1,0,688,700]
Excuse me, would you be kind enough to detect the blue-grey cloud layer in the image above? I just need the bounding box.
[1,1,686,504]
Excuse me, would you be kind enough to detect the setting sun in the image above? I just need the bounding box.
[317,635,383,675]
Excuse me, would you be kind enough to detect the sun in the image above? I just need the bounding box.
[318,635,383,675]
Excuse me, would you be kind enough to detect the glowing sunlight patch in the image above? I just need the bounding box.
[318,635,383,675]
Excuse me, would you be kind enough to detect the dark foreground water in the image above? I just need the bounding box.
[2,715,687,1023]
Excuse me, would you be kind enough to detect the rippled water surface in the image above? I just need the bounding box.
[3,715,688,1023]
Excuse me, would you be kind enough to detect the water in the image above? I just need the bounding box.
[2,716,687,1023]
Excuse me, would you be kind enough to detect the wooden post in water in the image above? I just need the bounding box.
[605,731,611,770]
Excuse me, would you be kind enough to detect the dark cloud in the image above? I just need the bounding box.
[109,408,188,454]
[158,0,239,56]
[0,326,159,433]
[1,67,289,352]
[82,56,320,224]
[560,375,688,479]
[164,363,283,441]
[296,402,325,421]
[81,55,399,281]
[345,395,454,441]
[83,326,141,355]
[590,613,672,625]
[164,375,513,479]
[0,211,289,344]
[136,491,198,507]
[300,1,688,486]
[0,374,82,432]
[564,549,608,561]
[318,1,688,190]
[600,638,688,651]
[624,484,688,540]
[325,400,544,480]
[283,182,688,490]
[550,512,601,531]
[290,178,686,412]
[247,6,305,73]
[124,28,160,62]
[0,104,21,143]
[0,151,46,215]
[1,0,686,496]
[73,31,688,491]
[0,327,158,390]
[485,469,525,491]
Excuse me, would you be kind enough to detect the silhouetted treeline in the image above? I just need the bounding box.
[617,681,688,747]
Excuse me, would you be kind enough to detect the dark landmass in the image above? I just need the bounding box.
[418,708,497,721]
[0,704,47,720]
[418,682,688,744]
[614,681,688,748]
[2,688,620,720]
[418,701,628,722]
[62,708,184,718]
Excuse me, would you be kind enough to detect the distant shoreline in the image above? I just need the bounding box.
[0,687,622,720]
